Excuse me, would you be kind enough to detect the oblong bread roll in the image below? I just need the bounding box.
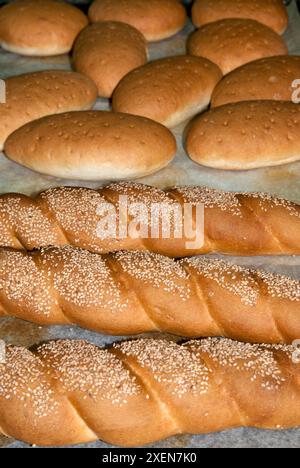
[73,22,148,98]
[88,0,187,42]
[0,71,98,151]
[211,56,300,108]
[192,0,288,34]
[187,18,288,75]
[0,0,88,56]
[185,101,300,170]
[4,111,177,180]
[112,55,222,127]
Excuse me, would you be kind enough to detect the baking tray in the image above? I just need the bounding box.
[0,0,300,449]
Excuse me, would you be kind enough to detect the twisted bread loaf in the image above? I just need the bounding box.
[0,182,299,256]
[0,337,299,446]
[0,246,299,343]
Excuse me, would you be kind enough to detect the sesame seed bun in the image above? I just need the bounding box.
[192,0,288,35]
[185,101,300,170]
[0,70,98,151]
[187,18,288,75]
[0,0,88,56]
[112,55,222,128]
[88,0,187,42]
[4,111,177,181]
[211,56,300,107]
[73,22,148,98]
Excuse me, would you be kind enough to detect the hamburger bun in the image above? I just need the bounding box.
[187,18,288,75]
[88,0,187,42]
[4,111,177,180]
[0,70,97,151]
[113,55,222,127]
[185,100,300,170]
[0,0,88,56]
[212,56,300,107]
[192,0,288,35]
[73,22,148,98]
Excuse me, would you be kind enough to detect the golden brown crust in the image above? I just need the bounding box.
[186,100,300,170]
[187,18,288,75]
[211,56,300,107]
[0,0,88,56]
[0,246,299,344]
[192,0,288,34]
[0,182,299,256]
[0,337,299,446]
[73,22,148,98]
[112,56,222,127]
[4,112,177,180]
[88,0,187,41]
[0,70,98,151]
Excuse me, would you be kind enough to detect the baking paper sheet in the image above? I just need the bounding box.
[0,0,300,449]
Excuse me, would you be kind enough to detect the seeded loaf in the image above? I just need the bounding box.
[0,337,299,446]
[0,246,299,344]
[88,0,187,42]
[186,101,300,170]
[0,182,299,256]
[0,0,88,56]
[0,71,98,151]
[211,56,300,107]
[191,0,288,34]
[4,112,176,180]
[187,18,288,75]
[112,56,222,127]
[73,22,148,98]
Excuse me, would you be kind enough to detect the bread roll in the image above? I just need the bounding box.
[0,337,300,446]
[192,0,288,34]
[4,111,177,180]
[113,56,222,127]
[0,0,88,56]
[185,100,300,170]
[212,56,300,107]
[0,71,98,151]
[73,22,148,98]
[88,0,187,41]
[187,18,288,75]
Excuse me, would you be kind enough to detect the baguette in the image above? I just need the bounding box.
[0,182,299,256]
[0,337,299,446]
[0,246,299,343]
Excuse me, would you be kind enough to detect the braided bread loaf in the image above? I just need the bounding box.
[0,337,299,446]
[0,182,299,256]
[0,246,299,343]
